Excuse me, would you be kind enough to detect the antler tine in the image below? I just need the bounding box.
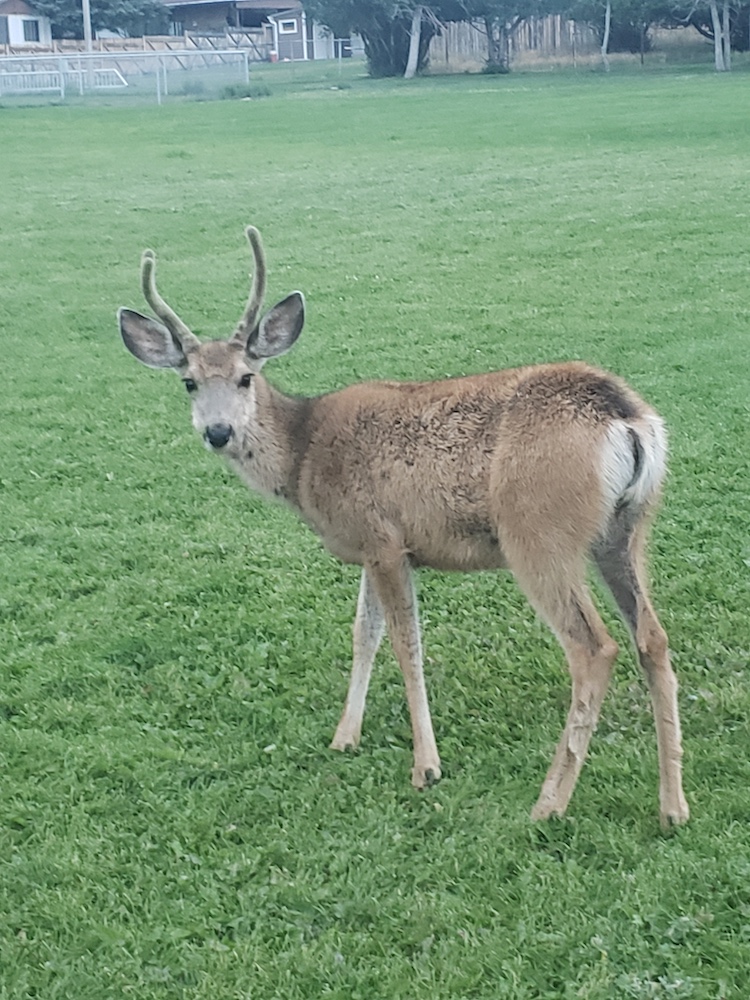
[231,225,267,344]
[141,249,200,351]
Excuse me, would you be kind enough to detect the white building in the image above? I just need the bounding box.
[0,0,53,47]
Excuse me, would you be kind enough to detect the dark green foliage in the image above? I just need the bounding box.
[678,2,750,52]
[481,59,511,72]
[301,0,471,76]
[362,9,435,77]
[178,79,206,96]
[570,0,748,57]
[458,0,544,71]
[220,82,272,99]
[33,0,169,38]
[302,0,439,76]
[606,19,653,54]
[567,0,656,53]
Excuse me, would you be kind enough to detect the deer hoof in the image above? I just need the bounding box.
[660,797,690,831]
[530,796,566,822]
[330,734,359,752]
[412,763,442,789]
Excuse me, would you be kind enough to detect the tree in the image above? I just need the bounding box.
[669,0,748,67]
[685,1,750,50]
[454,0,545,72]
[33,0,168,38]
[403,4,423,76]
[601,0,611,66]
[302,0,466,76]
[304,0,414,76]
[707,0,731,69]
[482,11,525,70]
[567,0,673,58]
[573,0,746,70]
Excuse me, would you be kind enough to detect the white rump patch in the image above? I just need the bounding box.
[600,414,667,512]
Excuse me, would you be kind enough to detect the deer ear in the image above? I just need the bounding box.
[247,292,305,362]
[118,308,187,369]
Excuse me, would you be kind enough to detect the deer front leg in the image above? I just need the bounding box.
[331,568,385,751]
[367,554,441,789]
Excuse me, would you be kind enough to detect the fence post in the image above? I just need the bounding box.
[155,55,162,104]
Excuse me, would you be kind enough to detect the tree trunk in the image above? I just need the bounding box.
[404,5,422,79]
[484,15,509,69]
[361,12,435,78]
[502,22,511,68]
[709,0,727,69]
[484,15,500,65]
[721,0,731,70]
[601,0,611,72]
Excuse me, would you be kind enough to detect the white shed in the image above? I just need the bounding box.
[0,0,53,47]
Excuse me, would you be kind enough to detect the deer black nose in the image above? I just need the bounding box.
[205,423,234,449]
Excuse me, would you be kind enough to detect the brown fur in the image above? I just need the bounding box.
[118,227,688,827]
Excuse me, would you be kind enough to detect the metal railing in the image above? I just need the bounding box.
[0,49,249,103]
[0,69,66,97]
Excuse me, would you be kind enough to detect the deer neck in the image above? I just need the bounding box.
[226,376,313,511]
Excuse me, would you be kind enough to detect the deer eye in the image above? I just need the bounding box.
[183,378,198,393]
[239,373,253,389]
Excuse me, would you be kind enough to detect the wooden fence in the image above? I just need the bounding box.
[429,17,599,70]
[1,30,271,60]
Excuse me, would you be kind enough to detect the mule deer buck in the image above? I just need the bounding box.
[118,225,689,827]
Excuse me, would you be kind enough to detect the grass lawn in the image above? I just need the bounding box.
[1,67,749,998]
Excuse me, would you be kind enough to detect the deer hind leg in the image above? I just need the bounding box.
[365,552,441,789]
[331,568,385,751]
[593,516,689,828]
[514,567,620,822]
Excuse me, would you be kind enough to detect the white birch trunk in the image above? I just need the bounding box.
[601,0,611,72]
[709,0,727,70]
[404,5,423,79]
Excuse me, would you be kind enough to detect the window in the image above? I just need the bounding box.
[23,19,40,42]
[278,19,297,33]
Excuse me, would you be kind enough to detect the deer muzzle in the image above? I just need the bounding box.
[204,423,234,450]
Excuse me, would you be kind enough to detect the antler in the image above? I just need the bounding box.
[141,250,200,353]
[231,225,267,345]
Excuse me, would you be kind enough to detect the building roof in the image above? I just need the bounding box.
[162,0,300,7]
[237,0,300,9]
[162,0,232,7]
[0,0,42,14]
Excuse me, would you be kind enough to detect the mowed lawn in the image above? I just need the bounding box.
[1,67,749,998]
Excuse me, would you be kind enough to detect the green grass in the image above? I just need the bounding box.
[2,68,749,999]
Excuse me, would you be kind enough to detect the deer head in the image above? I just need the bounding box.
[118,226,305,456]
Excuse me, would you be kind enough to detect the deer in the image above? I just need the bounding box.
[118,225,689,828]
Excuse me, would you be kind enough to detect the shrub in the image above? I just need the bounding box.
[178,79,206,97]
[481,60,510,75]
[220,83,272,100]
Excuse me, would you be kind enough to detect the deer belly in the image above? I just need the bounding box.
[405,516,508,572]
